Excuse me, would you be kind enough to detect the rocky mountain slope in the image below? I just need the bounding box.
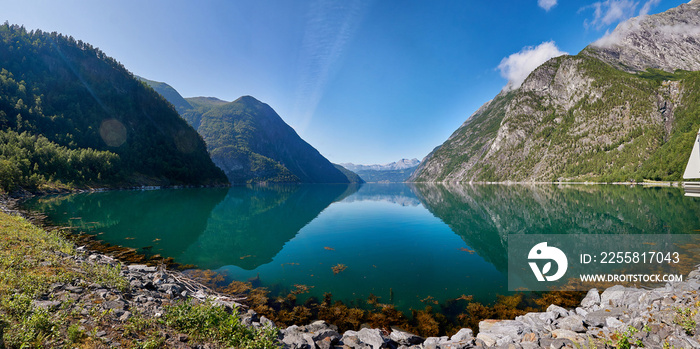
[341,158,420,172]
[341,158,420,182]
[411,1,700,183]
[142,80,353,184]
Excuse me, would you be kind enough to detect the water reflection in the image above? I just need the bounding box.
[180,184,357,269]
[412,183,700,273]
[20,183,700,310]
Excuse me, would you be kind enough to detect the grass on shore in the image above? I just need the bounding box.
[0,211,279,348]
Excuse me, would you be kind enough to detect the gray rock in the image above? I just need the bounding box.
[66,285,84,293]
[584,307,626,328]
[605,317,625,329]
[390,328,423,346]
[282,325,313,349]
[600,285,626,307]
[546,305,569,319]
[356,328,385,349]
[127,264,157,273]
[423,336,449,349]
[305,320,330,333]
[450,328,473,342]
[548,338,572,349]
[551,329,580,342]
[312,329,340,343]
[479,319,527,340]
[556,315,586,333]
[260,316,274,328]
[32,300,61,311]
[102,299,127,310]
[580,288,600,308]
[341,331,361,347]
[49,282,65,293]
[118,311,131,322]
[476,333,497,347]
[315,337,333,349]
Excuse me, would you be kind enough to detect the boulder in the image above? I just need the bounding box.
[580,288,600,308]
[600,285,626,307]
[450,328,473,342]
[389,328,423,346]
[556,315,586,333]
[356,328,385,349]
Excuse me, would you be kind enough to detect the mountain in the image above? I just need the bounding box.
[341,158,420,183]
[333,164,365,183]
[341,158,420,172]
[411,1,700,183]
[0,24,227,192]
[136,77,193,115]
[141,79,352,184]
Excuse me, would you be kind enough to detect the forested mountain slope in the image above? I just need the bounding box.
[0,24,227,192]
[143,79,352,184]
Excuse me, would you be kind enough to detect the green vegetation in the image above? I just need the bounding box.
[193,96,351,184]
[136,76,193,115]
[0,23,227,192]
[163,300,279,349]
[674,306,697,336]
[352,167,416,183]
[412,52,700,183]
[0,129,119,192]
[143,78,352,184]
[0,210,279,348]
[607,326,644,349]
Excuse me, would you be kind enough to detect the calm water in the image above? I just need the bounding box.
[21,183,700,311]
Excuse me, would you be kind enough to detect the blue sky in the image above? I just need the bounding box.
[1,0,689,164]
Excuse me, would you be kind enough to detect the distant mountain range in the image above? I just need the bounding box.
[411,1,700,183]
[340,159,420,183]
[139,78,358,184]
[341,158,420,172]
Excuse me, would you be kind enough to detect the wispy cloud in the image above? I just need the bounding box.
[538,0,558,11]
[292,0,368,134]
[639,0,661,16]
[593,22,700,47]
[582,0,638,30]
[588,0,667,47]
[581,0,661,30]
[497,41,568,91]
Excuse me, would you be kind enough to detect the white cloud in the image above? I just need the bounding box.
[582,0,638,30]
[538,0,558,11]
[582,0,662,30]
[639,0,661,16]
[497,41,568,91]
[591,2,696,48]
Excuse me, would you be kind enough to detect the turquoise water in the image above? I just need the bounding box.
[21,183,700,311]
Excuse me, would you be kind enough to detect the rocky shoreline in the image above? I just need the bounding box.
[277,270,700,348]
[29,231,700,349]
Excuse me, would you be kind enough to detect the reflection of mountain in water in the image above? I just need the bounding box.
[341,183,421,206]
[412,183,700,272]
[181,184,355,270]
[21,188,228,258]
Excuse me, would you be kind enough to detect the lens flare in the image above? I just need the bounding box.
[99,118,127,147]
